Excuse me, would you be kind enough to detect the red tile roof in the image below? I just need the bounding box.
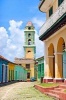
[26,21,33,27]
[0,55,16,64]
[0,55,9,61]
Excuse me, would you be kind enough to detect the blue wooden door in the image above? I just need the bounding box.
[63,52,66,78]
[2,64,5,82]
[5,65,7,82]
[2,64,4,82]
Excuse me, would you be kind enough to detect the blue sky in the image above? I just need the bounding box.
[0,0,46,61]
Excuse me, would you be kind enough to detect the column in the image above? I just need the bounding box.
[53,52,64,82]
[43,42,53,82]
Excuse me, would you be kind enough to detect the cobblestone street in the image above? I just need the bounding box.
[0,82,55,100]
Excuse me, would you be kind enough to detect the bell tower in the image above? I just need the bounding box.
[23,21,36,59]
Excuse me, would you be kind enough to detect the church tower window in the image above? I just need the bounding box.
[28,39,31,45]
[28,33,31,37]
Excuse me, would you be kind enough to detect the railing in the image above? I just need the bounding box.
[39,0,66,36]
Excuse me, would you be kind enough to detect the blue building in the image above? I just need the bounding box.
[0,55,9,83]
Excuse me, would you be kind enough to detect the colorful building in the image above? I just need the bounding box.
[14,58,35,81]
[14,65,27,81]
[0,55,8,83]
[39,0,66,82]
[8,62,15,82]
[35,56,44,82]
[14,21,36,81]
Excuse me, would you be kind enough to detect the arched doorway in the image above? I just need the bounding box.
[48,43,55,78]
[57,37,65,78]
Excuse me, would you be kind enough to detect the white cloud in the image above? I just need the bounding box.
[0,20,44,61]
[32,17,44,27]
[0,27,8,54]
[9,20,23,28]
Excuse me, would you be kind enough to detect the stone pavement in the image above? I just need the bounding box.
[0,82,55,100]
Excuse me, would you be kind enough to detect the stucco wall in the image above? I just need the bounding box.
[44,26,66,79]
[8,63,15,81]
[46,0,58,20]
[25,48,34,58]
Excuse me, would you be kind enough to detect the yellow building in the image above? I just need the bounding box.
[39,0,66,83]
[14,58,35,81]
[14,21,36,81]
[8,62,15,81]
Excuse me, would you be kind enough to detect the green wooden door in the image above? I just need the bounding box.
[41,63,44,77]
[38,64,41,79]
[15,71,17,80]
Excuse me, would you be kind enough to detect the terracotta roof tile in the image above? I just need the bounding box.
[0,55,8,61]
[26,21,33,27]
[0,55,16,64]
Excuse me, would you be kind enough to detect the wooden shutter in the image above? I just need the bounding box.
[49,7,53,17]
[38,64,41,78]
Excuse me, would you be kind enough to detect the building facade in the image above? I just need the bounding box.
[8,62,15,81]
[0,55,8,83]
[35,56,44,82]
[15,21,36,81]
[14,58,35,81]
[14,65,27,81]
[39,0,66,82]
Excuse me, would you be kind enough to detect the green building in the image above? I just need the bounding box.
[14,65,27,81]
[35,56,44,82]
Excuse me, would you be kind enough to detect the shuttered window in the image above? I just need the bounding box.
[58,0,64,6]
[49,7,53,17]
